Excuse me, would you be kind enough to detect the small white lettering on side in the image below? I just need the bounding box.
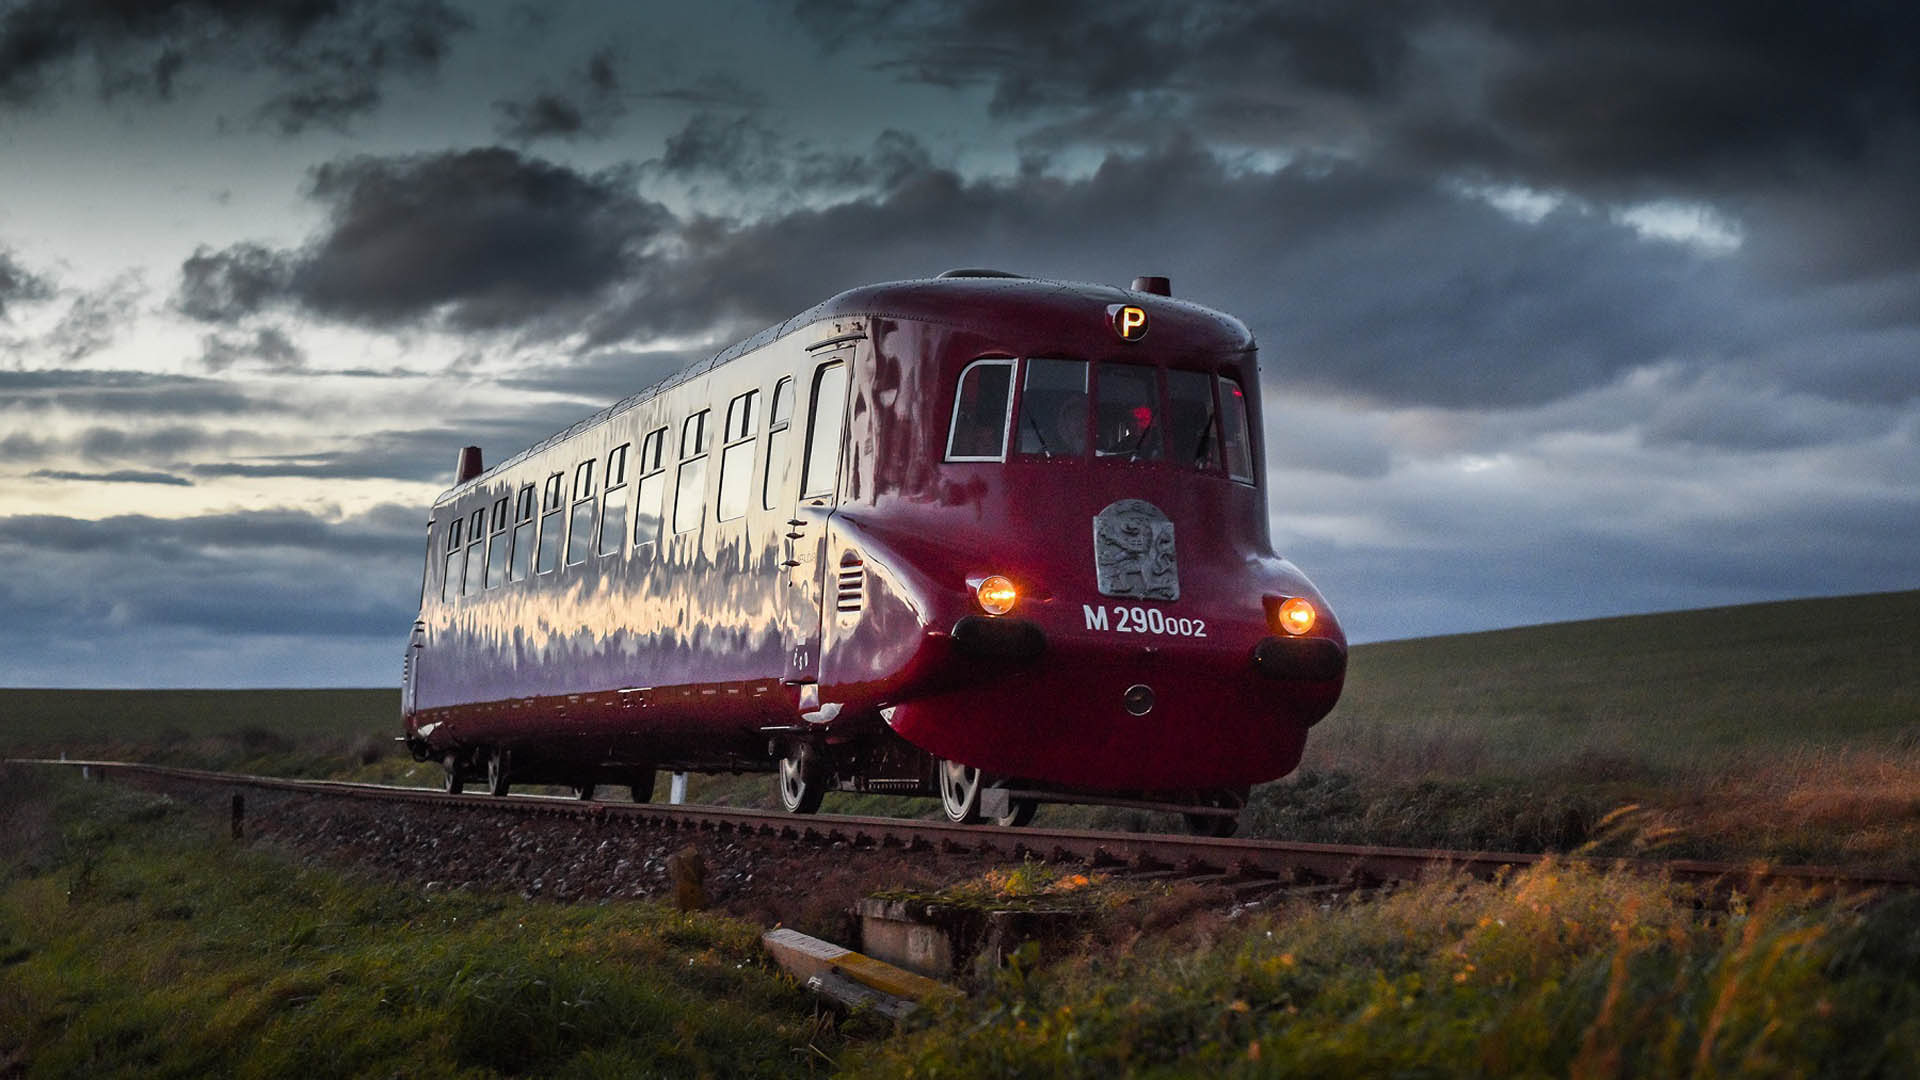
[1082,604,1109,631]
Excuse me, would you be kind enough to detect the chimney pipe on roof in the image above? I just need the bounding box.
[1131,276,1171,296]
[455,445,484,484]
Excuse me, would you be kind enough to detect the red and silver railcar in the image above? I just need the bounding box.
[402,271,1345,833]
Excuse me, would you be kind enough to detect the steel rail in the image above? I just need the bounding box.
[13,758,1918,893]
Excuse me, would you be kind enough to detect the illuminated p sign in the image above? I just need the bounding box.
[1108,304,1148,342]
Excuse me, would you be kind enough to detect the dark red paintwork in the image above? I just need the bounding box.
[402,274,1345,798]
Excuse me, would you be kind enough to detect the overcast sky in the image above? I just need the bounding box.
[1,0,1915,687]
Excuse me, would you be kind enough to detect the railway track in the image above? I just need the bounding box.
[15,758,1918,895]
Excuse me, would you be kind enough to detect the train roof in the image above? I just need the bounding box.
[434,273,1255,505]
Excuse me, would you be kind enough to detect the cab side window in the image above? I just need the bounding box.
[673,409,710,533]
[801,362,848,498]
[717,389,759,522]
[945,359,1014,461]
[1218,376,1256,483]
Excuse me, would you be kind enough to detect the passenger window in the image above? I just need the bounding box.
[509,485,536,581]
[566,459,596,566]
[536,472,564,573]
[1165,369,1222,470]
[800,362,848,498]
[1015,357,1088,457]
[485,497,510,589]
[600,443,629,556]
[1219,376,1256,483]
[1094,362,1164,461]
[761,377,794,511]
[463,508,486,594]
[633,428,667,553]
[440,516,463,603]
[673,410,711,533]
[717,389,759,522]
[945,359,1014,460]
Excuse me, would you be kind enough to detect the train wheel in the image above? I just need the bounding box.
[777,747,825,814]
[631,770,657,805]
[1185,813,1238,838]
[574,783,597,801]
[486,749,511,797]
[937,759,983,824]
[442,753,464,795]
[994,797,1038,828]
[1184,787,1247,837]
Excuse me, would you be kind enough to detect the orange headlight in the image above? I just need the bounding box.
[1276,596,1316,636]
[976,575,1018,616]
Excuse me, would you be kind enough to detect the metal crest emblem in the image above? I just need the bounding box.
[1093,499,1178,600]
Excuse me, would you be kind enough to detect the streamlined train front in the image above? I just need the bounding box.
[798,276,1347,821]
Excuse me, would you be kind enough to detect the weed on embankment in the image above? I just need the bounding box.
[848,862,1920,1078]
[0,768,876,1078]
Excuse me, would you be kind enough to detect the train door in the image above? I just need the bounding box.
[778,355,852,688]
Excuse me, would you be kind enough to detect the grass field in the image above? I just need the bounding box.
[4,589,1915,864]
[0,770,876,1078]
[7,770,1917,1077]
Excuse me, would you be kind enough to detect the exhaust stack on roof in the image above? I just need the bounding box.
[454,445,484,484]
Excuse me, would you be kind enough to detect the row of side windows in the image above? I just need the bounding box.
[438,363,843,602]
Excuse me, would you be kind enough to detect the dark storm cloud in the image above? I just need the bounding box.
[497,347,701,404]
[655,116,933,193]
[0,0,470,131]
[598,139,1808,411]
[176,148,672,333]
[792,0,1920,180]
[493,47,627,142]
[0,369,281,416]
[41,271,145,363]
[177,243,292,322]
[634,71,766,110]
[791,0,1920,278]
[792,0,1415,118]
[27,468,192,486]
[0,245,53,318]
[0,422,239,463]
[198,327,305,373]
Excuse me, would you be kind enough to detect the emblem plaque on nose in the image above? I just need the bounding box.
[1093,499,1178,600]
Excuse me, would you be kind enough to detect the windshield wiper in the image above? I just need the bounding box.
[1024,413,1053,456]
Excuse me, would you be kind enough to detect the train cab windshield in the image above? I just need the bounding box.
[950,356,1253,481]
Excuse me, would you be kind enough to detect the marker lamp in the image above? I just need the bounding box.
[976,575,1018,616]
[1275,597,1316,636]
